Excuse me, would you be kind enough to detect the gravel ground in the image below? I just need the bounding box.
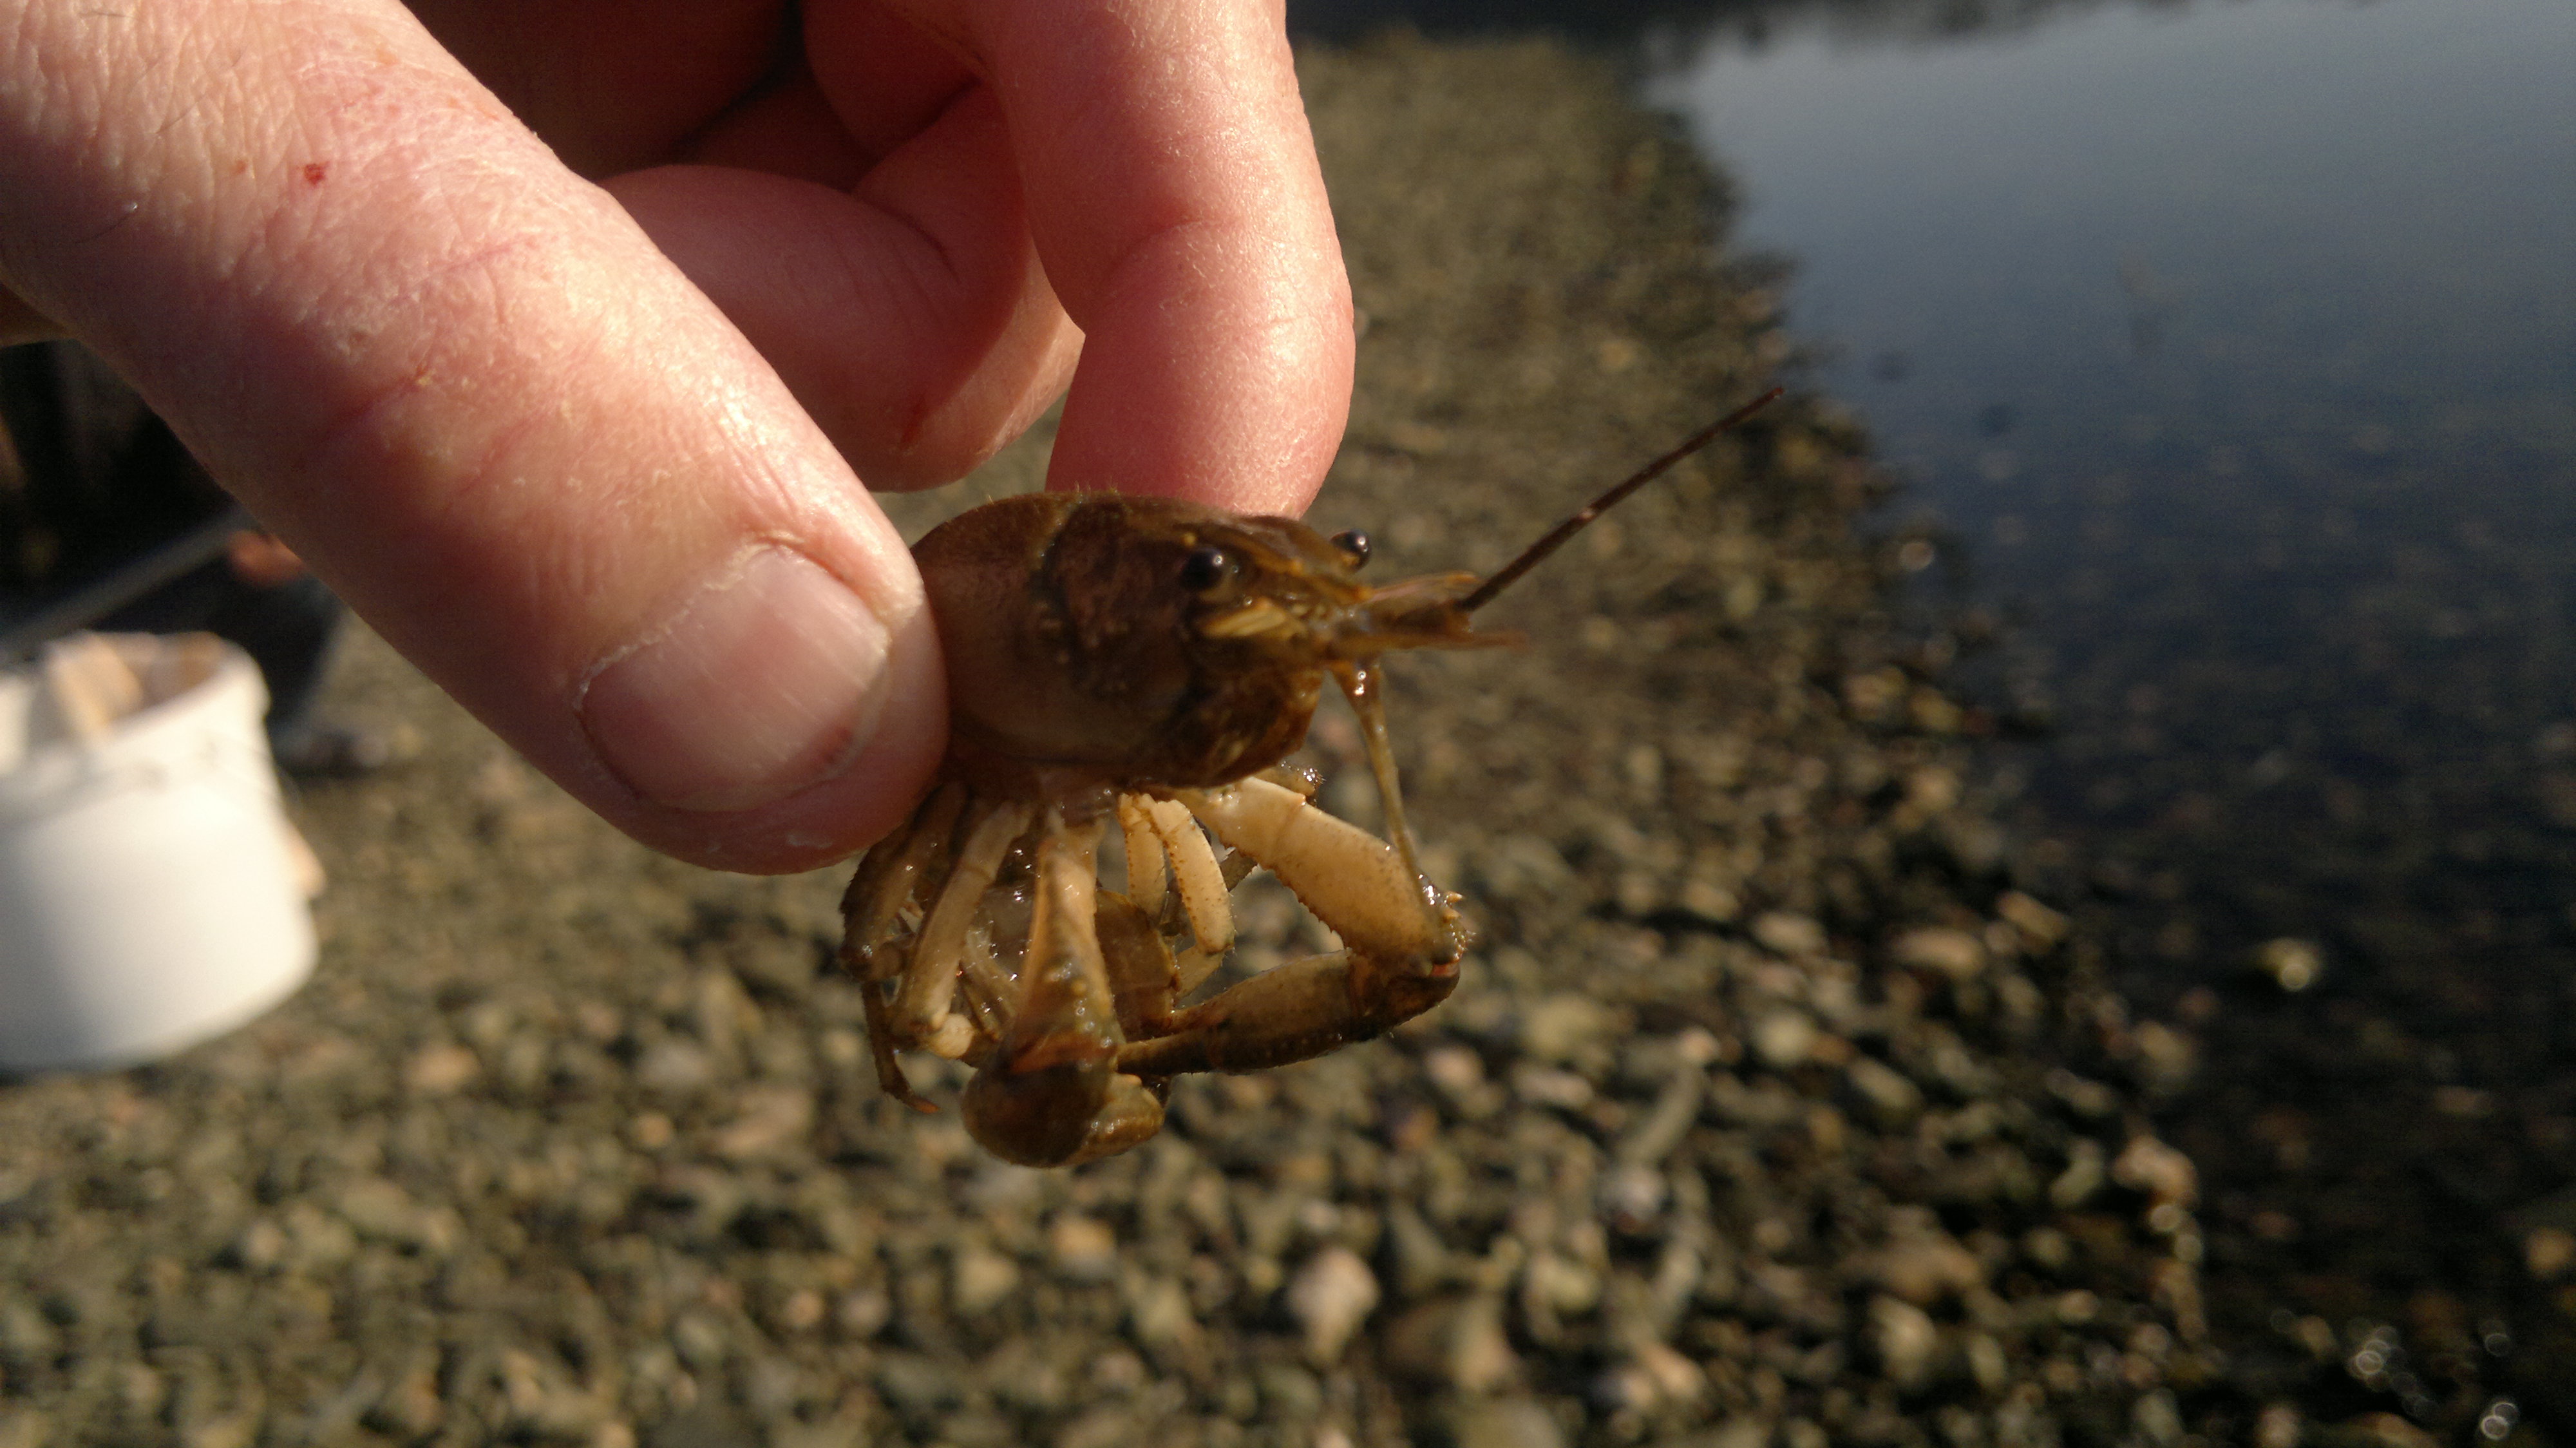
[1947,418,2576,1446]
[0,34,2487,1448]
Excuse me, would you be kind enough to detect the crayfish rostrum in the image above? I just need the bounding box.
[840,390,1780,1166]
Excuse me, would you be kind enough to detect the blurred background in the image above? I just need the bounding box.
[1300,0,2576,1420]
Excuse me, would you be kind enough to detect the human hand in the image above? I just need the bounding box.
[0,0,1353,870]
[224,531,311,589]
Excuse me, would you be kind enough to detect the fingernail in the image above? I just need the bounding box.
[580,546,889,812]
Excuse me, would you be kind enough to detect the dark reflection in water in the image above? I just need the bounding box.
[1643,0,2575,883]
[1302,0,2576,1422]
[1645,1,2576,1366]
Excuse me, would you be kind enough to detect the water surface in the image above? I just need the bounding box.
[1642,0,2576,1008]
[1302,0,2576,1405]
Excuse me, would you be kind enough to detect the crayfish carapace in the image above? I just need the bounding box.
[840,389,1781,1166]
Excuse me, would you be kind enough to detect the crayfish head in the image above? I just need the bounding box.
[914,494,1317,786]
[918,493,1508,792]
[1143,511,1504,665]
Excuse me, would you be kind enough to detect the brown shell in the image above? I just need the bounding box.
[913,493,1368,791]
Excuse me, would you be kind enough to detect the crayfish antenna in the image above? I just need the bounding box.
[1459,386,1785,615]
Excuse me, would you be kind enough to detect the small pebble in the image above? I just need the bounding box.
[1518,994,1620,1065]
[2050,1143,2107,1208]
[1511,1063,1595,1110]
[1750,1008,1819,1069]
[1867,1295,1943,1390]
[2333,1413,2439,1448]
[1888,926,1985,981]
[635,1039,718,1094]
[1423,1045,1486,1096]
[1846,1056,1924,1123]
[2524,1226,2575,1279]
[1868,1227,1985,1306]
[2128,1022,2198,1094]
[1450,1398,1566,1448]
[949,1246,1021,1317]
[1521,1250,1604,1320]
[1124,1275,1195,1349]
[2113,1135,2199,1207]
[834,1286,889,1339]
[2251,937,2323,991]
[1449,1297,1522,1395]
[1597,1163,1667,1233]
[1048,1214,1120,1282]
[770,1289,824,1333]
[402,1042,480,1094]
[1752,912,1827,957]
[708,1087,811,1161]
[1288,1246,1381,1361]
[1994,891,2069,949]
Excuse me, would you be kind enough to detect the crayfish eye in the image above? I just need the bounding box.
[1330,529,1372,569]
[1179,544,1235,595]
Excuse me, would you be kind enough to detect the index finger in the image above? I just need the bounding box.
[889,0,1353,516]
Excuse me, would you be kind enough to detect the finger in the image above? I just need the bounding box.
[410,3,977,187]
[895,0,1352,517]
[0,0,947,871]
[676,66,872,188]
[802,1,979,162]
[0,283,64,347]
[611,84,1082,492]
[225,531,310,588]
[406,0,786,176]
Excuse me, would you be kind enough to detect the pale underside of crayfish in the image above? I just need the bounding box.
[839,390,1781,1167]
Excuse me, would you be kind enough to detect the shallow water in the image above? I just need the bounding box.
[1303,0,2576,949]
[1646,0,2573,497]
[1645,2,2576,1420]
[1302,0,2576,1420]
[1649,0,2572,1086]
[1640,0,2576,840]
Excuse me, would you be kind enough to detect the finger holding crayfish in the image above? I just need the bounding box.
[840,388,1783,1167]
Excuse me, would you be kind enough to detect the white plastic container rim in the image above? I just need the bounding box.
[0,636,316,1072]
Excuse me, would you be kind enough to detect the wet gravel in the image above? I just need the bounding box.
[0,32,2538,1448]
[1944,433,2576,1445]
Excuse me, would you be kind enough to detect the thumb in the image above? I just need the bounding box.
[0,0,945,871]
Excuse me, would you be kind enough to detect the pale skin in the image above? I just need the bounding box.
[0,0,1354,871]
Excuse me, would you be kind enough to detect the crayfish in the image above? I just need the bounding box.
[840,390,1781,1166]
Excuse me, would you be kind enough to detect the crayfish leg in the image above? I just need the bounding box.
[842,781,974,1114]
[1105,777,1467,1083]
[1143,796,1235,956]
[1117,795,1169,917]
[895,797,1032,1056]
[1094,888,1182,1042]
[1329,659,1444,944]
[963,810,1165,1167]
[1112,944,1459,1080]
[858,973,938,1114]
[1253,763,1325,799]
[838,779,968,976]
[1180,777,1466,972]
